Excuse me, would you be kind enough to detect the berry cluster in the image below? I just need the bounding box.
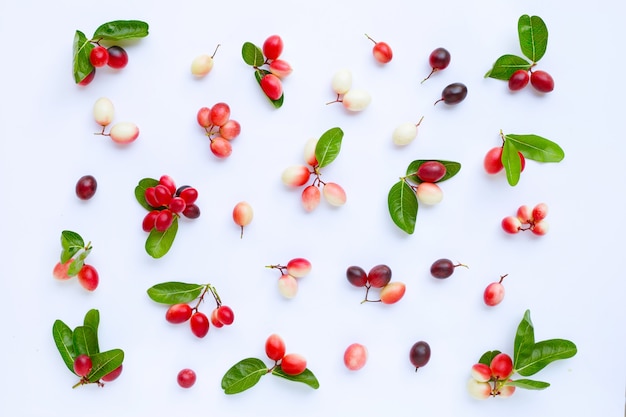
[365,34,393,64]
[148,281,234,339]
[141,175,200,232]
[196,102,241,159]
[501,203,549,235]
[53,230,99,291]
[93,97,140,144]
[266,257,312,298]
[468,352,516,399]
[327,69,371,111]
[509,69,554,93]
[190,44,220,77]
[346,264,406,305]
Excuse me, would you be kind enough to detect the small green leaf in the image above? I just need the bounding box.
[315,127,344,168]
[147,281,204,304]
[72,30,94,84]
[504,134,565,163]
[388,180,418,235]
[83,309,100,350]
[87,349,124,383]
[52,320,75,373]
[478,350,501,366]
[507,378,550,390]
[66,259,83,277]
[502,139,522,186]
[60,230,84,262]
[485,54,531,80]
[241,42,265,67]
[513,310,535,369]
[92,20,149,41]
[221,358,268,394]
[254,69,284,108]
[518,15,548,63]
[405,160,461,184]
[145,217,178,258]
[73,326,99,357]
[134,177,159,210]
[272,367,320,389]
[515,339,577,377]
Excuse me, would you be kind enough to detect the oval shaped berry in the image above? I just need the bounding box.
[277,274,298,298]
[191,54,214,77]
[93,97,114,127]
[77,264,99,291]
[182,203,201,219]
[76,175,97,200]
[142,210,160,232]
[501,216,521,234]
[346,265,368,287]
[471,363,492,382]
[209,103,231,127]
[490,353,513,379]
[379,281,406,304]
[416,182,443,205]
[159,175,177,195]
[265,333,286,362]
[197,106,212,128]
[368,264,392,288]
[281,353,307,376]
[467,378,492,400]
[154,184,173,206]
[169,196,187,214]
[233,202,254,234]
[484,147,504,174]
[508,69,530,91]
[344,343,368,371]
[210,137,232,158]
[219,120,241,140]
[342,89,371,111]
[190,312,210,338]
[430,258,455,279]
[303,137,318,166]
[287,258,311,278]
[281,165,311,187]
[109,122,139,144]
[178,187,198,205]
[73,354,93,377]
[530,70,554,93]
[216,305,235,325]
[322,182,347,206]
[210,308,224,328]
[260,73,283,101]
[269,59,293,78]
[429,47,451,71]
[165,303,192,324]
[53,259,73,280]
[416,161,446,183]
[532,203,549,221]
[107,46,128,69]
[301,185,321,212]
[101,364,123,382]
[90,46,109,68]
[331,69,352,95]
[435,82,467,105]
[392,122,418,146]
[484,282,505,306]
[263,35,284,60]
[155,209,174,232]
[409,341,431,370]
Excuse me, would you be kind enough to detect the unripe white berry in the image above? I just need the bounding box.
[416,182,443,205]
[109,122,139,144]
[342,89,371,112]
[93,97,114,127]
[392,122,418,146]
[191,54,214,77]
[331,69,352,95]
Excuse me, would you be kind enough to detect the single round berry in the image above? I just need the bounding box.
[346,265,368,287]
[219,120,241,140]
[416,161,446,183]
[287,258,311,278]
[392,122,418,146]
[154,184,173,207]
[530,70,554,93]
[484,147,504,174]
[260,73,283,101]
[280,353,307,376]
[379,281,406,304]
[365,34,393,64]
[467,378,492,400]
[209,103,231,127]
[155,209,174,232]
[165,303,192,324]
[516,205,532,224]
[109,122,139,144]
[430,258,467,279]
[265,333,286,362]
[368,264,392,288]
[281,165,311,187]
[268,59,293,78]
[159,175,177,195]
[101,364,123,382]
[177,368,196,388]
[344,343,368,371]
[490,352,513,379]
[484,277,506,307]
[263,35,284,60]
[93,97,114,127]
[331,69,352,95]
[216,305,234,325]
[508,69,530,91]
[301,185,321,212]
[182,203,201,219]
[107,46,128,69]
[190,312,210,338]
[416,182,443,205]
[89,46,109,67]
[435,82,467,105]
[73,354,93,377]
[341,89,371,111]
[501,216,522,234]
[322,182,347,206]
[78,68,96,86]
[422,47,451,82]
[197,107,212,128]
[210,137,232,158]
[409,341,431,370]
[144,187,160,208]
[75,175,97,200]
[233,201,253,238]
[277,274,298,298]
[169,197,187,214]
[77,264,99,291]
[499,384,516,398]
[532,220,550,235]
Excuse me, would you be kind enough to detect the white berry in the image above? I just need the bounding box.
[109,122,139,144]
[93,97,114,127]
[331,69,352,95]
[342,89,371,111]
[392,122,418,146]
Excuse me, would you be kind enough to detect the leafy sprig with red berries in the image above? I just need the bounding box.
[58,230,92,276]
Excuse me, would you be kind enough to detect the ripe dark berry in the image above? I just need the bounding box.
[430,258,467,279]
[107,46,129,69]
[409,341,431,370]
[346,266,368,287]
[416,161,446,183]
[434,82,467,105]
[75,175,97,200]
[73,354,93,377]
[422,47,451,82]
[508,69,530,91]
[89,46,109,67]
[190,312,210,338]
[530,70,554,93]
[78,68,96,86]
[101,364,123,382]
[367,264,392,288]
[182,203,201,219]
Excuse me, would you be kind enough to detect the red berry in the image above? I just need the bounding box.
[484,147,504,174]
[471,363,492,382]
[263,35,284,60]
[73,354,93,377]
[210,308,224,328]
[107,46,128,69]
[530,70,554,93]
[379,281,406,304]
[519,152,526,172]
[177,368,197,388]
[210,137,232,158]
[155,209,174,232]
[260,73,283,101]
[484,281,505,306]
[78,68,96,86]
[197,107,212,128]
[142,210,159,232]
[508,69,530,91]
[346,266,368,287]
[344,343,368,371]
[190,312,209,338]
[159,175,177,195]
[422,47,451,82]
[169,197,187,214]
[75,175,97,200]
[281,353,307,376]
[368,264,392,288]
[219,120,241,140]
[165,304,192,324]
[178,187,198,205]
[416,161,447,182]
[144,187,161,208]
[89,46,109,67]
[216,305,234,325]
[101,364,123,382]
[366,35,392,64]
[490,353,513,379]
[209,103,230,127]
[532,220,550,235]
[154,184,173,206]
[532,203,549,221]
[77,264,99,291]
[265,333,286,362]
[501,216,522,234]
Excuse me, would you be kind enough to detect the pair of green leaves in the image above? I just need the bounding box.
[134,177,178,259]
[59,230,92,277]
[73,20,149,84]
[485,15,548,80]
[478,310,577,391]
[52,309,124,387]
[241,42,284,108]
[388,160,461,234]
[222,358,320,394]
[499,132,564,186]
[147,281,208,305]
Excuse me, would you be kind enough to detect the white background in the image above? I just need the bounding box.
[1,0,624,416]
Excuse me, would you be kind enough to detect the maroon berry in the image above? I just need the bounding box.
[78,68,96,86]
[75,175,97,200]
[367,264,392,288]
[435,82,467,105]
[101,364,123,382]
[416,161,446,183]
[508,69,530,91]
[182,203,200,219]
[530,70,554,93]
[346,266,368,287]
[107,46,128,69]
[73,354,93,377]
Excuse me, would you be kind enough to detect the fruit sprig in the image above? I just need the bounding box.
[327,69,372,112]
[281,127,347,211]
[484,130,564,186]
[346,264,406,305]
[388,159,462,234]
[502,203,549,235]
[147,281,234,338]
[53,230,99,291]
[221,333,319,394]
[73,20,149,85]
[241,35,292,108]
[196,102,241,159]
[485,15,554,93]
[467,310,577,399]
[52,309,124,388]
[93,97,140,144]
[134,175,201,258]
[266,257,312,298]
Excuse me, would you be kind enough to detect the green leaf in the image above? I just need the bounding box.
[254,69,284,108]
[315,127,344,168]
[146,281,204,304]
[504,134,565,163]
[272,367,320,389]
[83,309,100,352]
[518,15,548,63]
[478,350,501,366]
[87,349,124,383]
[241,42,265,67]
[502,139,522,186]
[52,320,75,373]
[73,325,99,357]
[507,378,550,390]
[66,258,83,277]
[145,217,178,258]
[388,180,418,235]
[515,339,577,377]
[221,358,268,394]
[513,310,535,369]
[405,160,462,184]
[485,54,531,80]
[72,30,94,84]
[92,20,149,41]
[134,177,159,210]
[60,230,84,262]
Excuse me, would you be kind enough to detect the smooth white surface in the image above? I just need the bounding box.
[1,1,624,416]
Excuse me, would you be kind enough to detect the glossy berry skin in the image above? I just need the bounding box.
[287,258,311,278]
[277,274,298,298]
[392,122,418,146]
[93,97,114,127]
[429,48,451,70]
[169,197,187,214]
[216,305,234,325]
[280,353,307,376]
[190,312,210,338]
[532,203,549,221]
[263,35,284,60]
[409,341,431,370]
[73,354,93,377]
[165,303,192,324]
[197,107,212,128]
[484,147,504,174]
[260,73,283,101]
[177,368,196,388]
[233,201,254,237]
[210,308,224,328]
[219,120,241,140]
[53,259,73,280]
[155,209,174,232]
[191,54,214,77]
[484,282,505,306]
[501,216,522,234]
[269,59,293,78]
[532,220,549,235]
[517,205,532,224]
[90,46,109,67]
[368,264,392,288]
[154,184,173,206]
[341,89,371,111]
[331,69,352,95]
[101,364,123,382]
[303,138,318,166]
[435,83,467,105]
[209,103,231,127]
[182,203,201,219]
[301,185,321,212]
[430,258,455,279]
[471,363,492,382]
[346,266,368,287]
[281,165,311,187]
[490,353,513,379]
[416,161,446,183]
[265,333,286,362]
[77,264,99,291]
[416,182,443,205]
[159,175,177,195]
[78,68,96,86]
[210,137,232,158]
[366,35,393,64]
[379,281,406,304]
[344,343,368,371]
[142,210,159,232]
[530,70,554,93]
[178,187,198,205]
[76,175,97,200]
[109,122,139,144]
[107,46,128,69]
[508,69,530,91]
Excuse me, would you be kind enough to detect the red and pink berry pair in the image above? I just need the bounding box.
[508,69,554,93]
[142,175,200,233]
[501,203,549,235]
[73,354,122,384]
[265,333,307,376]
[259,35,293,100]
[266,258,312,298]
[468,352,516,399]
[196,102,241,158]
[346,264,406,305]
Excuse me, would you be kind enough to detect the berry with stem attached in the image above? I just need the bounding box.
[191,44,220,77]
[434,82,468,105]
[277,274,298,298]
[263,35,284,60]
[346,266,368,287]
[287,258,312,278]
[108,122,140,144]
[430,258,468,279]
[301,185,321,212]
[490,352,513,380]
[392,117,424,146]
[409,341,431,371]
[379,281,406,304]
[216,305,235,326]
[265,333,286,362]
[368,264,392,288]
[73,354,93,377]
[93,97,114,128]
[484,274,508,306]
[365,34,393,64]
[530,70,554,93]
[508,69,530,91]
[165,303,193,324]
[232,201,253,238]
[501,216,522,234]
[280,353,307,376]
[190,311,210,338]
[416,160,446,183]
[484,147,504,174]
[77,264,99,291]
[422,47,451,83]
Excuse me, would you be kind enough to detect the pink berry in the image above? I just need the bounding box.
[530,70,554,93]
[322,182,347,206]
[101,364,123,382]
[499,384,516,398]
[53,259,73,280]
[210,308,224,328]
[366,34,393,64]
[471,363,492,382]
[490,353,513,379]
[415,182,443,205]
[277,274,298,298]
[286,258,311,278]
[89,46,109,67]
[209,103,231,127]
[77,264,99,291]
[484,147,504,174]
[219,120,241,140]
[508,69,530,91]
[501,216,521,234]
[107,46,128,69]
[379,281,406,304]
[281,165,311,187]
[263,35,284,60]
[73,354,93,377]
[484,276,506,306]
[532,203,549,221]
[301,185,321,212]
[260,73,283,101]
[210,137,232,158]
[516,205,532,224]
[532,220,550,235]
[75,175,97,200]
[344,343,368,371]
[197,107,212,128]
[233,201,254,238]
[269,59,293,78]
[177,368,196,388]
[281,353,307,376]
